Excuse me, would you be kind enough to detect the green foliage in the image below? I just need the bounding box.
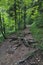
[0,0,43,44]
[30,22,43,49]
[35,15,43,28]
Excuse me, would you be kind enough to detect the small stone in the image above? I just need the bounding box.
[38,59,40,62]
[15,63,18,65]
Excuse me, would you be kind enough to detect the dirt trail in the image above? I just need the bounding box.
[0,27,43,65]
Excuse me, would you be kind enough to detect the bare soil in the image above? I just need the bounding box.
[0,27,43,65]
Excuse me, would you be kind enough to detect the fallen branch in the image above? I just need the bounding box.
[15,49,39,65]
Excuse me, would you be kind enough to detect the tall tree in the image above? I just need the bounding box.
[0,13,6,39]
[23,5,27,29]
[14,0,17,31]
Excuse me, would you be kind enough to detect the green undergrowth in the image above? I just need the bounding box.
[0,29,15,43]
[0,29,23,43]
[30,22,43,50]
[0,34,4,43]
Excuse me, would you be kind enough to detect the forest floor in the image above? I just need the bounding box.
[0,26,43,65]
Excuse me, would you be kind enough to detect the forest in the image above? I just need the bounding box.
[0,0,43,65]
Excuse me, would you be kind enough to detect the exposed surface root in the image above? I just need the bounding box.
[0,27,43,65]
